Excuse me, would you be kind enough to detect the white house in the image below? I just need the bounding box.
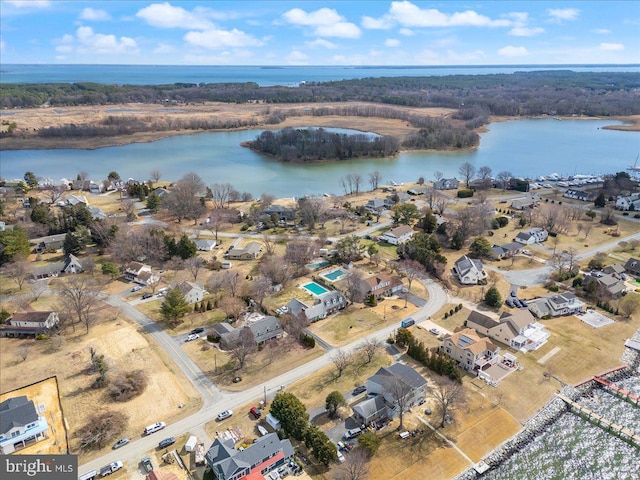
[515,227,549,245]
[528,293,586,318]
[0,396,50,454]
[616,193,640,211]
[434,178,460,190]
[466,310,550,352]
[125,262,159,286]
[380,225,414,245]
[510,196,539,210]
[0,311,60,338]
[194,239,217,251]
[452,255,487,285]
[176,281,207,304]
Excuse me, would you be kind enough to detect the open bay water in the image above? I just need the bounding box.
[1,119,638,198]
[1,64,639,86]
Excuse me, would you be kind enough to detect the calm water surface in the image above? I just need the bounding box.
[1,119,638,197]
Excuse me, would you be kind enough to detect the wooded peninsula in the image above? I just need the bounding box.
[1,71,639,152]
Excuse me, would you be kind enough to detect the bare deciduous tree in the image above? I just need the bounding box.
[79,411,128,450]
[42,184,64,204]
[185,256,205,281]
[221,270,244,297]
[429,377,464,428]
[359,338,381,363]
[17,344,31,362]
[58,276,104,334]
[229,327,257,370]
[3,259,30,291]
[331,349,352,378]
[343,269,367,304]
[458,162,475,187]
[334,447,369,480]
[398,259,424,292]
[284,238,316,268]
[219,296,246,320]
[211,182,233,209]
[434,171,444,182]
[30,278,49,302]
[150,169,162,183]
[249,275,272,309]
[383,376,414,430]
[259,256,294,287]
[368,171,382,191]
[497,171,513,190]
[262,234,278,257]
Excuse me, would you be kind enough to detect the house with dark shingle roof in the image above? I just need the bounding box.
[0,311,59,338]
[360,273,404,299]
[466,310,549,352]
[286,291,346,322]
[0,396,50,454]
[205,432,294,480]
[624,257,640,277]
[452,255,487,285]
[219,316,283,350]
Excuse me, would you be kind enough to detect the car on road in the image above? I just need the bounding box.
[250,406,261,419]
[142,293,152,299]
[216,410,233,421]
[112,438,130,449]
[131,285,142,292]
[429,327,439,335]
[352,385,367,395]
[185,333,200,342]
[143,422,166,435]
[158,437,175,449]
[190,327,204,335]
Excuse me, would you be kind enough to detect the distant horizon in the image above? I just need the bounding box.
[3,63,640,68]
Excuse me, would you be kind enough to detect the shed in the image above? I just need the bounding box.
[185,435,198,452]
[266,413,281,431]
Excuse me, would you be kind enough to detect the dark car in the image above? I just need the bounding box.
[112,438,130,449]
[513,298,523,308]
[520,299,528,307]
[505,298,515,308]
[352,385,367,395]
[142,293,152,299]
[158,437,175,449]
[190,327,205,335]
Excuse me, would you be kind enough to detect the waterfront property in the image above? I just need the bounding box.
[466,310,550,352]
[302,282,329,297]
[439,328,500,374]
[380,225,414,245]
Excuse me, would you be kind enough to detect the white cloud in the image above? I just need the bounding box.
[286,50,309,64]
[79,7,111,21]
[361,15,393,30]
[399,28,414,36]
[153,43,176,54]
[592,28,611,34]
[6,1,50,8]
[306,39,338,49]
[498,45,528,57]
[385,38,400,47]
[283,7,361,38]
[600,43,624,51]
[136,2,214,30]
[509,26,544,36]
[75,26,138,55]
[184,28,264,49]
[547,8,580,22]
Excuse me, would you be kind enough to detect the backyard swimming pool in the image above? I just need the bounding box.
[321,268,347,282]
[303,282,329,296]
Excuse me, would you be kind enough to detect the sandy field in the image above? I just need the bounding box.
[0,101,455,150]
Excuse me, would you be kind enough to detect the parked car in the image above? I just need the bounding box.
[190,327,204,335]
[100,461,123,477]
[143,422,166,435]
[142,293,152,299]
[520,299,529,307]
[141,457,153,473]
[429,327,439,335]
[217,410,233,421]
[131,285,142,292]
[250,407,261,419]
[513,298,523,308]
[505,298,515,308]
[158,437,175,449]
[112,438,130,449]
[343,427,363,440]
[352,385,367,395]
[185,333,199,342]
[336,449,345,463]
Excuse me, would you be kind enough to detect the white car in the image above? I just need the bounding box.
[216,410,233,421]
[185,333,200,342]
[131,285,142,292]
[429,327,440,335]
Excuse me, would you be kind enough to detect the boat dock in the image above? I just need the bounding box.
[556,393,640,448]
[593,376,640,406]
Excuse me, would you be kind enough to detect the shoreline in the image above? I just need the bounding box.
[0,102,637,152]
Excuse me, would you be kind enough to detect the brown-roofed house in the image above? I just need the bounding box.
[361,273,404,299]
[438,327,499,373]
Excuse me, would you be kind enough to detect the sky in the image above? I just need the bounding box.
[1,0,639,65]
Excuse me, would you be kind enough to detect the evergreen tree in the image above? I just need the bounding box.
[484,287,502,308]
[160,289,190,324]
[177,234,197,259]
[63,232,83,256]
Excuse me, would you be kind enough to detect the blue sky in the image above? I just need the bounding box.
[1,1,638,65]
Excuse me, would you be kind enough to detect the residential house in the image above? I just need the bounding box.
[67,194,88,206]
[176,281,207,304]
[385,192,410,206]
[0,311,59,338]
[31,254,84,279]
[226,242,263,260]
[88,182,101,194]
[152,187,169,198]
[360,273,404,299]
[438,328,500,373]
[615,193,640,211]
[380,225,414,245]
[563,189,595,202]
[194,239,217,251]
[124,262,159,286]
[434,178,460,190]
[365,198,387,213]
[207,208,244,224]
[515,227,549,245]
[219,316,283,349]
[34,233,66,253]
[465,310,550,352]
[624,257,640,277]
[490,242,523,260]
[603,264,626,276]
[286,291,346,322]
[205,432,294,480]
[510,196,539,210]
[87,205,106,220]
[353,363,428,425]
[584,272,626,298]
[528,293,586,318]
[452,255,487,285]
[263,205,296,222]
[0,396,50,454]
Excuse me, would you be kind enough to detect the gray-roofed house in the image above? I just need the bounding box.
[434,178,460,190]
[510,196,539,210]
[0,311,60,338]
[514,227,548,245]
[286,291,346,322]
[219,316,283,350]
[490,242,523,260]
[0,396,50,454]
[226,242,263,260]
[603,264,626,276]
[205,432,294,480]
[361,273,404,299]
[31,254,84,279]
[194,239,217,251]
[176,281,207,304]
[354,363,428,424]
[380,225,414,245]
[583,272,627,298]
[263,205,296,221]
[563,189,595,202]
[528,293,585,318]
[365,198,387,212]
[35,233,66,253]
[125,262,159,286]
[352,395,387,425]
[624,257,640,277]
[466,310,549,352]
[452,255,487,285]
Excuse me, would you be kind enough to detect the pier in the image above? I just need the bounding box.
[593,376,640,407]
[556,393,640,449]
